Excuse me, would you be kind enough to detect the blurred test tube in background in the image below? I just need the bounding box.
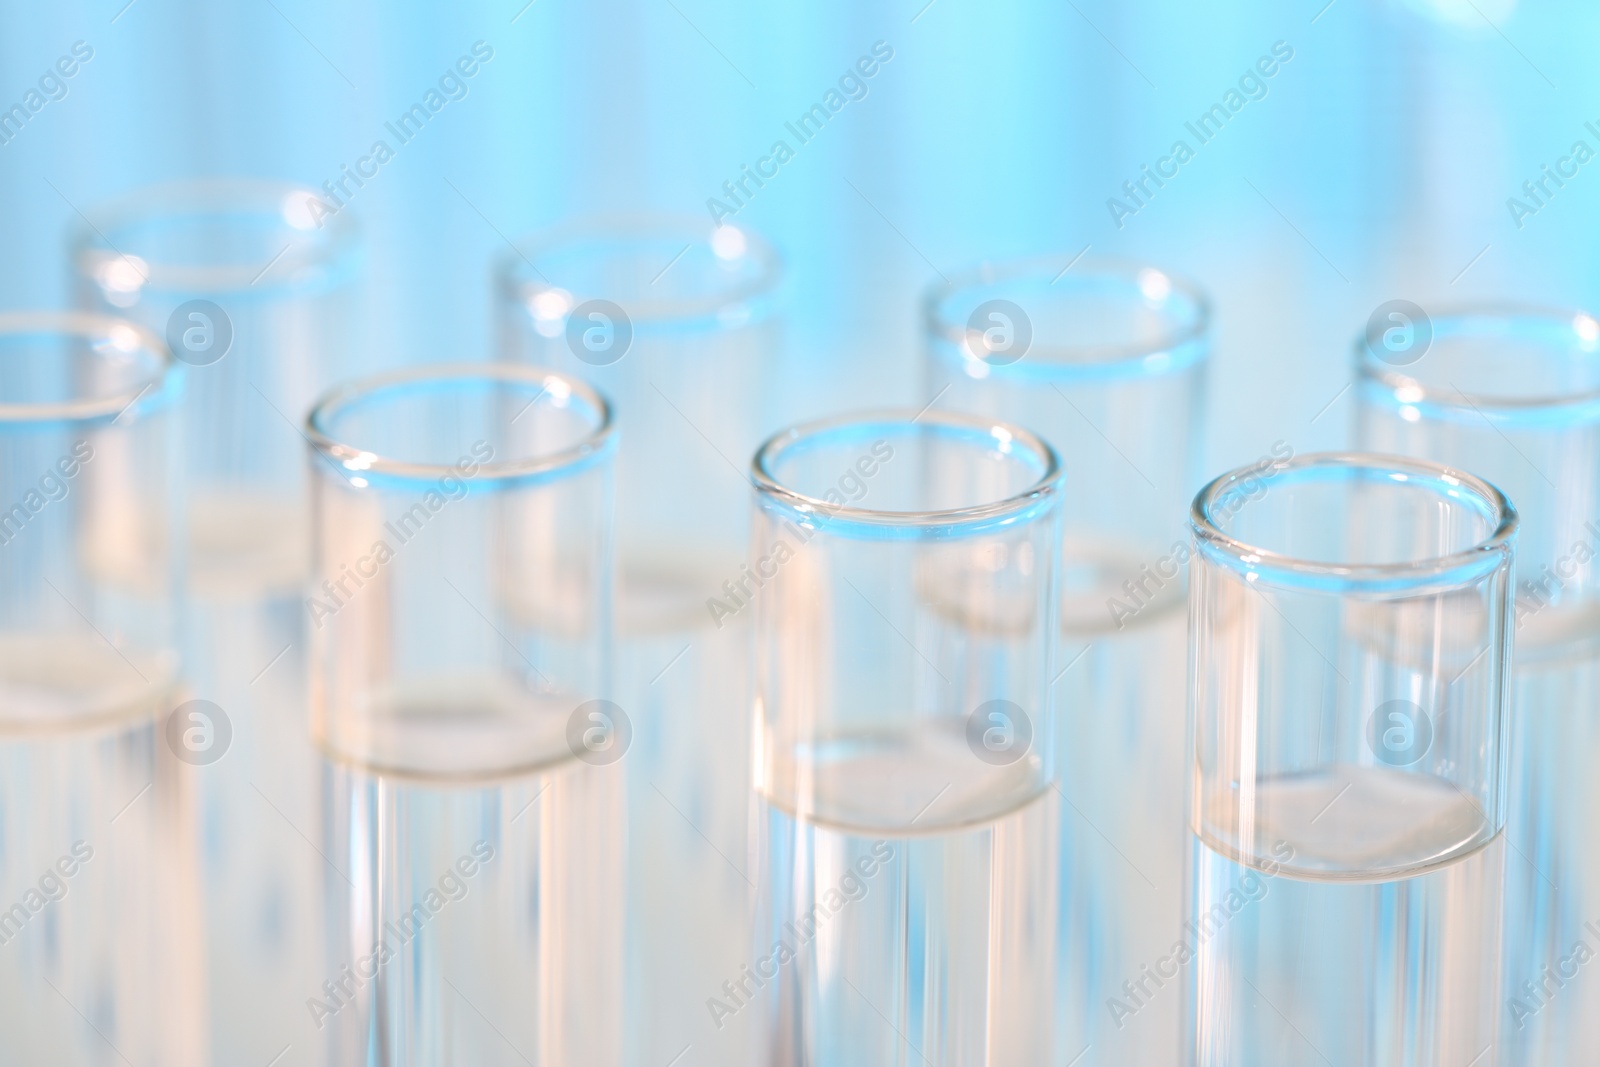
[70,179,361,1062]
[73,178,359,601]
[496,216,782,1062]
[496,215,780,613]
[925,258,1209,1063]
[749,411,1063,1067]
[1185,453,1514,1066]
[0,312,203,1065]
[1355,306,1600,1065]
[305,364,623,1065]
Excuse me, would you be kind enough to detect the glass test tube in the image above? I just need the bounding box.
[0,312,202,1065]
[749,411,1063,1067]
[1354,306,1600,1065]
[73,178,359,599]
[72,179,360,1064]
[305,364,623,1065]
[1185,452,1516,1066]
[496,214,780,612]
[497,216,783,1061]
[925,258,1209,1064]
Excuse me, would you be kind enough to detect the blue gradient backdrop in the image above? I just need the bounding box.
[1,0,1596,476]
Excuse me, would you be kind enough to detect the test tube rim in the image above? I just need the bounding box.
[72,177,360,298]
[751,408,1063,537]
[0,310,178,427]
[1354,301,1600,423]
[497,212,782,333]
[305,362,615,488]
[923,255,1211,383]
[1190,450,1518,593]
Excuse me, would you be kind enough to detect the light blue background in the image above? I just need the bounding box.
[1,0,1595,480]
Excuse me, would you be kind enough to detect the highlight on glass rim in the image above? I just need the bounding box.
[0,1,1591,1064]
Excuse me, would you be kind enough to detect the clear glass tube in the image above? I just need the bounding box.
[1185,451,1516,1065]
[0,311,202,1065]
[925,258,1208,562]
[71,179,360,1066]
[304,364,623,1064]
[73,178,360,599]
[925,257,1210,1064]
[749,410,1064,1067]
[1354,306,1600,1063]
[305,363,615,778]
[496,214,780,621]
[0,311,183,723]
[497,216,782,1062]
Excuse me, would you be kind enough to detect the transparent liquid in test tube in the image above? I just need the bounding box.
[1190,762,1501,1066]
[759,710,1055,1064]
[1189,832,1502,1066]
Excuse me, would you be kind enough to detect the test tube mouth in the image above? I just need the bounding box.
[1355,303,1600,425]
[306,364,615,490]
[1191,451,1518,594]
[73,178,359,301]
[752,409,1063,539]
[497,214,782,334]
[924,256,1210,382]
[0,311,178,427]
